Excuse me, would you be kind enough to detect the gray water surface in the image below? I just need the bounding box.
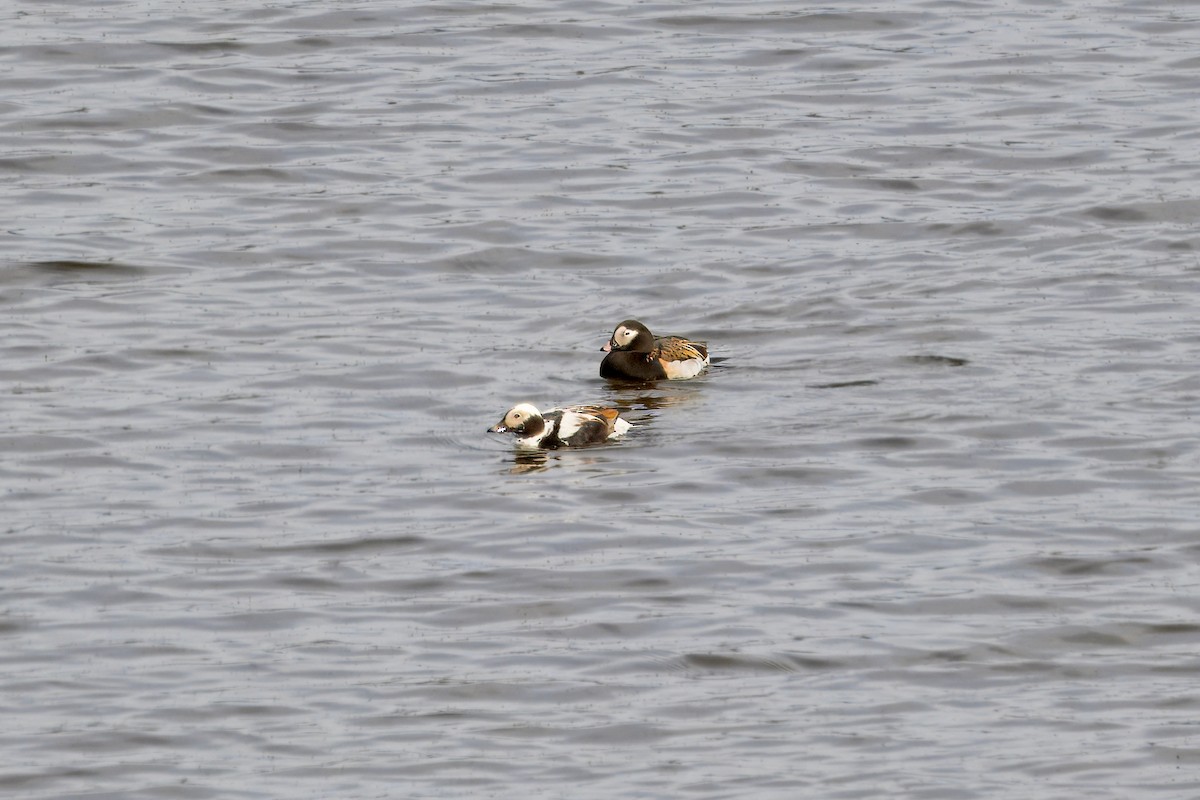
[3,2,1200,798]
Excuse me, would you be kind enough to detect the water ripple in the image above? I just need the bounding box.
[3,1,1200,798]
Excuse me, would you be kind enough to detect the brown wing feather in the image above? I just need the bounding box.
[654,336,707,362]
[589,407,620,425]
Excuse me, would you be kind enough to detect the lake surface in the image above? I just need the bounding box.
[3,1,1200,797]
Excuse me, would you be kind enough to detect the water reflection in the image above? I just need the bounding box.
[501,446,626,476]
[809,379,880,389]
[506,448,552,474]
[600,379,705,412]
[7,259,149,287]
[904,355,970,368]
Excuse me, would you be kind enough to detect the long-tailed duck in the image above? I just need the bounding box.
[488,403,631,449]
[600,319,709,381]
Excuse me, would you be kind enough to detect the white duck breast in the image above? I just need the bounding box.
[661,354,708,379]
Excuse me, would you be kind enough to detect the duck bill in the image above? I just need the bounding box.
[600,341,613,352]
[488,423,509,434]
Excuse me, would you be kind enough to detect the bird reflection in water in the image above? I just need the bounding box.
[503,449,617,475]
[507,448,552,474]
[601,379,702,413]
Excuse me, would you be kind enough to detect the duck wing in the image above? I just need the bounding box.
[655,336,708,362]
[558,405,625,443]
